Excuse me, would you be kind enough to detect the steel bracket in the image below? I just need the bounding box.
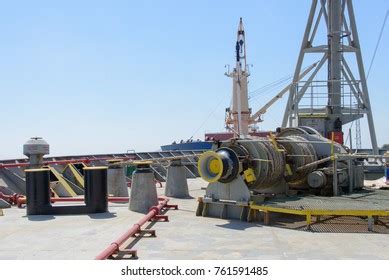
[132,229,156,238]
[150,215,169,222]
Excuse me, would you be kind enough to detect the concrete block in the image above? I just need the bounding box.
[165,161,190,198]
[107,166,129,198]
[129,168,158,213]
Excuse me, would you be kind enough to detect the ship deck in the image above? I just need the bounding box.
[1,178,389,260]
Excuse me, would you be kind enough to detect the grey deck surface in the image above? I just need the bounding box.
[1,178,389,260]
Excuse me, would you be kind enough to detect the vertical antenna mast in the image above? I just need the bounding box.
[225,18,251,138]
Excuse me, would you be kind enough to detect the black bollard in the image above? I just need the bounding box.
[25,166,108,216]
[25,168,51,215]
[84,166,108,213]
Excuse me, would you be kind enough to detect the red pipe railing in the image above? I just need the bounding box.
[0,192,24,205]
[95,197,176,260]
[0,162,29,168]
[10,192,177,259]
[16,196,26,208]
[16,196,166,208]
[50,197,129,203]
[0,156,136,169]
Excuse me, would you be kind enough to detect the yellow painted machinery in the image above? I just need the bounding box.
[196,127,365,220]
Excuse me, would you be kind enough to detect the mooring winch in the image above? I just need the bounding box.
[196,127,365,220]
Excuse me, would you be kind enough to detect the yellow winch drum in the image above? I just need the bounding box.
[197,148,239,183]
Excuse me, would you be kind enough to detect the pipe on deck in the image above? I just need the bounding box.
[50,197,129,203]
[17,196,166,206]
[94,197,170,260]
[0,192,23,205]
[51,197,167,203]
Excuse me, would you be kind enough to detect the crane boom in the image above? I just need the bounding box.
[250,61,318,122]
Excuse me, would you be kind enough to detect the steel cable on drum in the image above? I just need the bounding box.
[279,135,317,185]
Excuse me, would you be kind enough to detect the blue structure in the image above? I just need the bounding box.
[161,141,213,151]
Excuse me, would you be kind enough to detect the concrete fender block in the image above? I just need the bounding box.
[107,167,129,198]
[129,171,158,213]
[165,164,190,198]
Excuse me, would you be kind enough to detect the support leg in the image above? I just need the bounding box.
[367,215,374,232]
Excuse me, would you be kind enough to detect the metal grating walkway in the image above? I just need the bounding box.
[260,189,389,211]
[249,189,389,232]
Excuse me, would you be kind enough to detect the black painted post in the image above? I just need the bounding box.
[25,168,51,215]
[84,166,108,213]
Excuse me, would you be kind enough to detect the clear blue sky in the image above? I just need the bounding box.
[0,0,388,159]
